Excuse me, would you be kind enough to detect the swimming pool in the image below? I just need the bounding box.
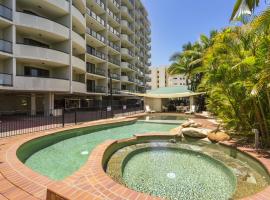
[18,121,178,180]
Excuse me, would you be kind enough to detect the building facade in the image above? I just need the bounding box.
[0,0,151,113]
[149,66,186,90]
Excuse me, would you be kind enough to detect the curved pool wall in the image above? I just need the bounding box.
[103,135,270,199]
[103,136,270,182]
[17,120,178,180]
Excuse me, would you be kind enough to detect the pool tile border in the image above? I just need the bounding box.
[0,113,269,200]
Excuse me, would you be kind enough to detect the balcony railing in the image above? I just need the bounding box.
[86,46,107,60]
[108,56,120,66]
[0,39,12,53]
[108,41,120,52]
[107,24,120,37]
[112,0,120,9]
[107,8,120,23]
[112,88,120,94]
[95,0,105,10]
[86,66,106,77]
[0,73,12,86]
[86,27,106,44]
[86,8,105,26]
[0,4,12,20]
[110,73,120,80]
[87,85,106,93]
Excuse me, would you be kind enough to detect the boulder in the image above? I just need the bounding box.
[170,126,183,136]
[182,127,210,138]
[182,120,194,128]
[208,132,230,143]
[189,123,202,128]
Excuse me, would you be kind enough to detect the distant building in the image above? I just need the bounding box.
[148,66,187,90]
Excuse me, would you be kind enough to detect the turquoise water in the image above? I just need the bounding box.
[24,121,178,180]
[123,148,236,200]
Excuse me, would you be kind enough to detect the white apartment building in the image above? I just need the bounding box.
[0,0,151,113]
[149,66,186,90]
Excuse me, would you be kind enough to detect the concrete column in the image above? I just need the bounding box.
[31,94,36,116]
[44,93,54,116]
[189,96,195,112]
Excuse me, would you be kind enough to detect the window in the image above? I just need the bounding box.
[24,66,49,78]
[86,62,95,73]
[23,38,49,48]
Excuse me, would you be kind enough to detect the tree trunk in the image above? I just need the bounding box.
[253,99,268,147]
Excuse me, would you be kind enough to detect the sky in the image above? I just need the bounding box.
[141,0,268,67]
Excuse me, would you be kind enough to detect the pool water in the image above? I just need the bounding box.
[107,142,270,199]
[24,121,178,180]
[122,148,236,200]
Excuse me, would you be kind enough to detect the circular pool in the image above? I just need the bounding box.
[106,141,270,200]
[122,147,236,200]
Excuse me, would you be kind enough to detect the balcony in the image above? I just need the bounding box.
[72,56,86,72]
[110,0,120,9]
[107,24,120,38]
[87,85,106,93]
[121,20,133,32]
[15,12,69,40]
[108,41,120,52]
[0,73,12,86]
[121,48,134,57]
[86,27,106,45]
[121,34,134,46]
[72,31,86,51]
[72,81,86,93]
[86,46,107,61]
[87,67,106,77]
[121,6,133,20]
[110,73,120,80]
[95,0,105,10]
[121,75,134,83]
[0,4,12,20]
[112,88,120,94]
[86,8,105,27]
[15,44,69,66]
[121,62,136,71]
[0,39,12,54]
[72,5,86,29]
[107,8,120,24]
[15,76,69,92]
[108,56,120,66]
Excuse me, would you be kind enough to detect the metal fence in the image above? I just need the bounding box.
[0,104,143,138]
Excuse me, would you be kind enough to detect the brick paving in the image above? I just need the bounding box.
[0,113,269,200]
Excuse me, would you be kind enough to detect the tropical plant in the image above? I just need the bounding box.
[169,22,270,146]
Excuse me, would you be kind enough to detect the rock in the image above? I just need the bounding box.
[246,174,257,184]
[190,123,202,128]
[170,126,183,136]
[182,127,210,138]
[208,132,230,143]
[182,120,194,128]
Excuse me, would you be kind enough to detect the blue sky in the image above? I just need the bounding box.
[141,0,267,67]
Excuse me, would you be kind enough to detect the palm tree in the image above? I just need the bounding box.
[230,0,259,21]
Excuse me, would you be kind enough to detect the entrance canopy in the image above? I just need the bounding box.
[130,86,204,99]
